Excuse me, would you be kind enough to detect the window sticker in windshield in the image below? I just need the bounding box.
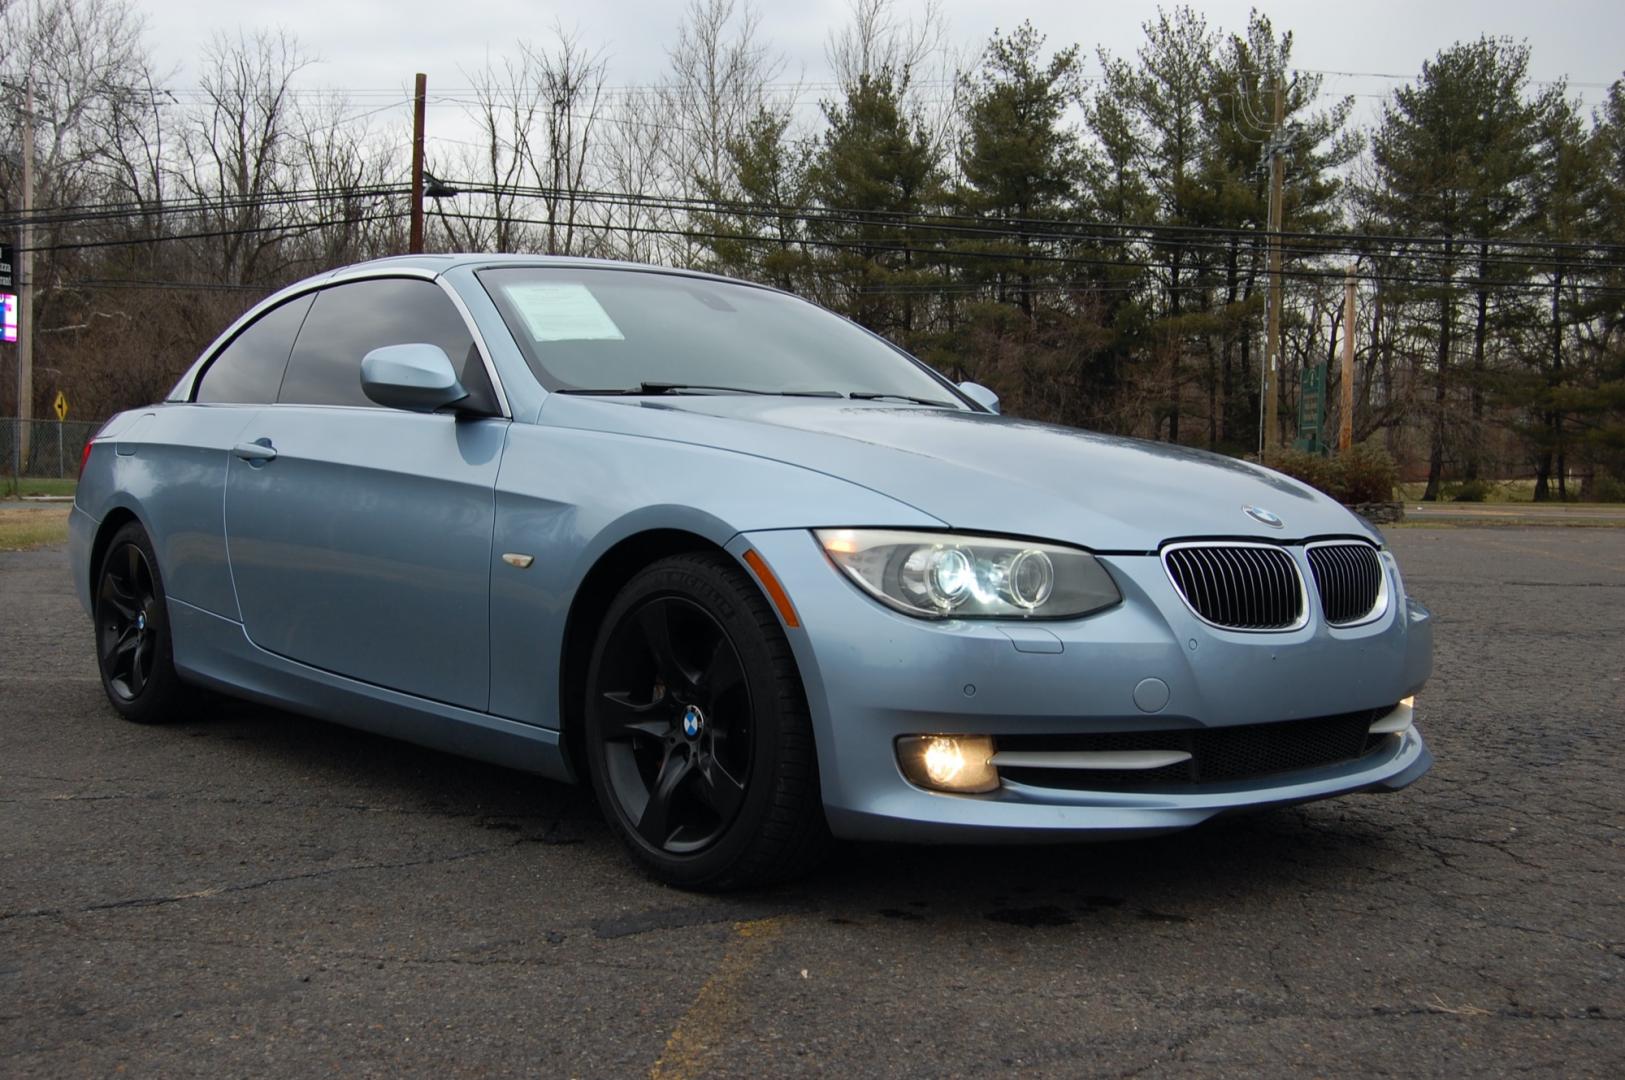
[505,282,625,342]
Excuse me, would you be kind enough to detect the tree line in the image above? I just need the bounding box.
[3,0,1623,499]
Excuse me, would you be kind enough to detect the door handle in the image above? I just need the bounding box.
[232,438,277,464]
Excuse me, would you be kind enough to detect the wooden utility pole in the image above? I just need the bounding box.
[1261,81,1285,464]
[18,77,34,469]
[408,73,427,254]
[1339,263,1356,452]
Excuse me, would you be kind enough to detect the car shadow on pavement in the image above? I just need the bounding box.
[810,809,1399,931]
[176,690,596,819]
[166,691,1413,934]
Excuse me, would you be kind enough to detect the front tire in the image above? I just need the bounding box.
[94,522,191,724]
[584,552,828,890]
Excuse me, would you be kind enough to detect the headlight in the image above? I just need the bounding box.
[815,529,1121,619]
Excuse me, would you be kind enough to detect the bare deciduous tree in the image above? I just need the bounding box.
[602,87,676,263]
[522,28,607,255]
[181,28,311,284]
[440,50,544,252]
[660,0,786,262]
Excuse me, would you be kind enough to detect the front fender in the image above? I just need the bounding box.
[486,423,944,727]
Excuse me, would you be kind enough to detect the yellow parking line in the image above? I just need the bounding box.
[650,917,785,1080]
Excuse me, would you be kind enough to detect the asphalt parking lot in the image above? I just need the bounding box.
[2,528,1621,1077]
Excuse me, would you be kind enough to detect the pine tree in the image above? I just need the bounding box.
[1077,53,1157,430]
[1566,79,1625,488]
[806,70,947,342]
[1515,90,1598,498]
[1121,6,1216,444]
[1202,13,1357,449]
[692,106,815,292]
[953,21,1084,317]
[1369,38,1543,497]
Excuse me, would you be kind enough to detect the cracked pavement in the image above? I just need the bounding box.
[2,528,1621,1077]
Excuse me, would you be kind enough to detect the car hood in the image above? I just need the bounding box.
[540,395,1376,551]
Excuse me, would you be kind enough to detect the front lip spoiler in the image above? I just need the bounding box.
[979,701,1415,777]
[823,728,1432,843]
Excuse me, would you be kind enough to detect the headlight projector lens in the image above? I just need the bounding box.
[1003,549,1055,609]
[927,547,974,609]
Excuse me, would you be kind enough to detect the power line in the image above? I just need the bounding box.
[68,278,271,293]
[0,185,410,230]
[441,179,1625,274]
[9,174,1623,290]
[1295,67,1617,91]
[444,178,1625,260]
[17,210,409,255]
[424,204,1625,296]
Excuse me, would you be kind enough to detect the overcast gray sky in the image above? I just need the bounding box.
[139,0,1625,137]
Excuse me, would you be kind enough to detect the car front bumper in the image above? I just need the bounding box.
[734,529,1434,843]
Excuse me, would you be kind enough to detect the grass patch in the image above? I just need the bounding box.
[1396,479,1625,506]
[3,477,77,498]
[14,478,78,498]
[0,507,70,550]
[1392,518,1625,529]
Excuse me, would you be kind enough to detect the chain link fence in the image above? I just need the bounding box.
[2,419,103,480]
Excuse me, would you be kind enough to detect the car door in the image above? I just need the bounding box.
[222,275,508,711]
[109,293,317,622]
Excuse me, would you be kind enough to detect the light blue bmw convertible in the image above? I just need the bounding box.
[70,254,1432,889]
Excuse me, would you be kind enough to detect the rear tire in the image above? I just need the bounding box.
[94,522,192,724]
[583,552,829,890]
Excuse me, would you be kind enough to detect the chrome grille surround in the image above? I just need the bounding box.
[1160,542,1308,632]
[1305,540,1389,627]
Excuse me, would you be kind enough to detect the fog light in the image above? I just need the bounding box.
[897,735,999,793]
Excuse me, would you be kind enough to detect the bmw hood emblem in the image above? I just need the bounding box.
[1244,505,1284,529]
[681,705,704,738]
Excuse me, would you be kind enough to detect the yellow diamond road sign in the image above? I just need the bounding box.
[53,390,68,422]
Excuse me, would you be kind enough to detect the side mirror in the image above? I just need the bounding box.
[361,344,469,413]
[958,381,1000,414]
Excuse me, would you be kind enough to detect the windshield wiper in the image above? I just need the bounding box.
[846,391,958,408]
[639,381,771,395]
[556,383,845,398]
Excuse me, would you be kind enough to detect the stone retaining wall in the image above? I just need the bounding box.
[1347,501,1405,524]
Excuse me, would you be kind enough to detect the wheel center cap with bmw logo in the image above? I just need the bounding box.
[681,705,705,739]
[1244,505,1284,529]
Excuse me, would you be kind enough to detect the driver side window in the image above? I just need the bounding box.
[279,278,497,412]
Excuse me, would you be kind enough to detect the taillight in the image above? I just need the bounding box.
[78,439,94,480]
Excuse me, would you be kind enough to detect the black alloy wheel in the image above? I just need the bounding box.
[98,540,159,701]
[94,522,190,723]
[595,596,752,853]
[584,552,828,890]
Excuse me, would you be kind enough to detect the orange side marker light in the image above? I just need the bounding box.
[743,549,801,629]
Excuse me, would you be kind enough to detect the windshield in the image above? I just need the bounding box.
[478,266,966,405]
